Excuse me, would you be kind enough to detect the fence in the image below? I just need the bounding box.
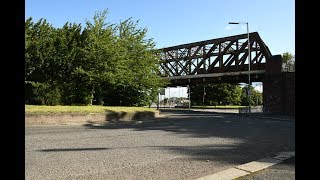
[238,106,263,114]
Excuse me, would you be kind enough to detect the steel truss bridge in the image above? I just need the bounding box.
[158,32,272,86]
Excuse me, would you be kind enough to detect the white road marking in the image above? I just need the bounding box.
[195,151,295,180]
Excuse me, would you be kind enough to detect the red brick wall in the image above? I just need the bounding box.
[263,55,295,115]
[263,75,282,114]
[263,55,282,114]
[282,72,295,115]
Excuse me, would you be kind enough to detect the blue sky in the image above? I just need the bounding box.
[26,0,294,55]
[26,0,294,97]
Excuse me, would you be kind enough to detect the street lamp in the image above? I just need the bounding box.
[229,22,251,115]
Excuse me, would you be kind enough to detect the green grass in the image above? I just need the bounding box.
[25,105,156,114]
[192,105,245,109]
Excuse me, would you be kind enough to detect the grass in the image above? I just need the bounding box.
[25,105,157,114]
[191,105,246,109]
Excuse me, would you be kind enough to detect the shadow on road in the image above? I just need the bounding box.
[81,109,295,164]
[39,147,110,152]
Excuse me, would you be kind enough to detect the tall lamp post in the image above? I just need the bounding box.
[229,22,251,115]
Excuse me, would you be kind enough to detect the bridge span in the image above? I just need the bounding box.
[158,32,272,86]
[158,32,295,115]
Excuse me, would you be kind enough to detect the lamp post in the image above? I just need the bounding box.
[229,22,251,115]
[202,85,206,110]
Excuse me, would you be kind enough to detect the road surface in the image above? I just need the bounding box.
[26,110,295,179]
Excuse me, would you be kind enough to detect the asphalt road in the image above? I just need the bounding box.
[25,110,295,180]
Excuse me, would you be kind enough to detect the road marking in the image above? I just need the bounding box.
[236,158,281,173]
[195,168,250,180]
[195,151,294,180]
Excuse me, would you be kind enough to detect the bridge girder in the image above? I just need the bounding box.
[158,32,272,86]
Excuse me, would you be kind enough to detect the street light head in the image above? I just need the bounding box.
[229,22,248,25]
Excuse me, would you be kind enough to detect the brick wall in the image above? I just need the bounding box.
[263,55,283,114]
[282,72,295,115]
[263,55,295,115]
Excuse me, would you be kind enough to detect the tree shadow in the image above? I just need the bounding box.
[39,147,110,152]
[85,110,156,125]
[82,109,295,164]
[104,110,128,122]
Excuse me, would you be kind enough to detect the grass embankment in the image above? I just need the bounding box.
[25,105,156,114]
[191,105,245,109]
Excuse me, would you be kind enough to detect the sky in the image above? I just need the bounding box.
[26,0,294,97]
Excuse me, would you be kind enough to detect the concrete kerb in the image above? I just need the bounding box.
[25,110,164,126]
[196,151,295,180]
[226,114,294,122]
[191,109,294,122]
[239,114,295,122]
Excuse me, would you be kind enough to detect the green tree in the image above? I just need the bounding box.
[240,85,262,106]
[78,10,117,105]
[25,17,87,105]
[226,85,242,105]
[25,10,168,106]
[189,83,242,106]
[25,18,63,105]
[282,51,295,71]
[282,52,293,65]
[111,18,168,106]
[56,22,87,105]
[251,90,263,106]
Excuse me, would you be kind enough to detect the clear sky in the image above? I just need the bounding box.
[26,0,294,97]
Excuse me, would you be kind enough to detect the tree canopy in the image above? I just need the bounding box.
[282,52,293,64]
[25,10,168,106]
[188,83,262,106]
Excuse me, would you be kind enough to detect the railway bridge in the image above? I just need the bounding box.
[158,32,295,115]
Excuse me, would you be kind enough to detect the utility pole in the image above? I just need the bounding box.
[229,21,251,115]
[202,85,206,110]
[188,85,191,110]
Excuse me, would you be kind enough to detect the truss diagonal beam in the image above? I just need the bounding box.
[158,32,272,79]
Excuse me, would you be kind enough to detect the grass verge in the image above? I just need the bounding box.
[25,105,156,114]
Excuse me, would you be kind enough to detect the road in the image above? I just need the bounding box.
[25,110,295,180]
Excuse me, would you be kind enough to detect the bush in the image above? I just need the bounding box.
[27,82,62,105]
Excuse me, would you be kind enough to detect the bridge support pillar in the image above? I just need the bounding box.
[263,55,295,115]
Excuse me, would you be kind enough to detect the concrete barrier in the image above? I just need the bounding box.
[239,106,263,114]
[25,110,160,126]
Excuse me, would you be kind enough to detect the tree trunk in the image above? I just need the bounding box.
[90,86,94,106]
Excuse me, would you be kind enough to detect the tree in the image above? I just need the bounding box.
[25,18,63,105]
[189,83,242,106]
[282,51,295,72]
[79,10,117,105]
[282,52,293,65]
[25,10,168,106]
[107,18,168,106]
[25,17,88,105]
[240,85,262,106]
[56,22,87,105]
[251,90,263,106]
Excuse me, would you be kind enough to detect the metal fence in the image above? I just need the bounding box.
[239,106,263,114]
[282,65,295,72]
